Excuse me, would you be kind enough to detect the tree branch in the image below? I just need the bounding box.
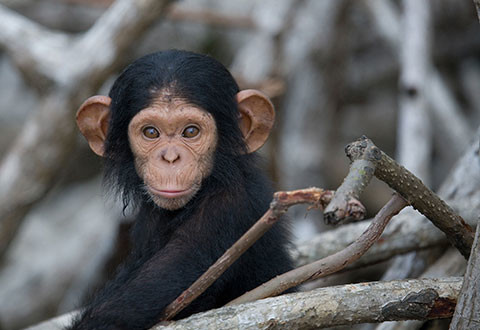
[156,278,461,329]
[25,278,462,330]
[161,188,359,320]
[397,0,432,183]
[450,221,480,329]
[363,0,472,156]
[346,136,474,259]
[0,0,173,89]
[227,193,407,306]
[294,131,480,268]
[324,145,375,224]
[0,4,68,88]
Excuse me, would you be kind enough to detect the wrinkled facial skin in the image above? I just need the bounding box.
[128,96,217,210]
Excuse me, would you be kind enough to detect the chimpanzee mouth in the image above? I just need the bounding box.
[147,186,194,198]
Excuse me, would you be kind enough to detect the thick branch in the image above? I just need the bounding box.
[397,0,432,183]
[0,0,173,89]
[227,194,407,306]
[348,136,474,259]
[157,278,461,329]
[25,278,462,330]
[294,132,480,268]
[0,4,69,90]
[450,221,480,329]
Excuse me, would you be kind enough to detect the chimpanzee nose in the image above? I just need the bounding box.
[161,147,180,164]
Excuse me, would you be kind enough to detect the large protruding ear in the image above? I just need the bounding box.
[76,95,111,157]
[236,89,275,153]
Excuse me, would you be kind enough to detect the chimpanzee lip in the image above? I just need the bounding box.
[148,186,193,198]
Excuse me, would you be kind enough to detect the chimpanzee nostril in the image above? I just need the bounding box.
[161,147,180,163]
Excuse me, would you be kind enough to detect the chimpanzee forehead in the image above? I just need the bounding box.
[147,95,207,114]
[131,97,214,129]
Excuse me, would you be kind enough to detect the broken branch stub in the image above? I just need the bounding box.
[323,137,379,224]
[348,136,474,259]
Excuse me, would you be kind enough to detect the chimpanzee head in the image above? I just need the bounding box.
[76,50,275,210]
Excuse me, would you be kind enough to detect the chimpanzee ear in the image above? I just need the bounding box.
[236,89,275,153]
[76,95,111,157]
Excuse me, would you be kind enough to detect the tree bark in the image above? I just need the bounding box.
[25,278,462,330]
[449,222,480,329]
[294,131,480,267]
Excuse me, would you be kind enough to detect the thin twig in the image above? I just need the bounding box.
[159,188,342,320]
[227,193,407,306]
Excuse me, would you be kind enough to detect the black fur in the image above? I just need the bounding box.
[69,50,294,330]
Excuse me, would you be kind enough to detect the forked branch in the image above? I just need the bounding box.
[227,193,407,306]
[160,188,364,320]
[325,136,474,258]
[350,136,474,258]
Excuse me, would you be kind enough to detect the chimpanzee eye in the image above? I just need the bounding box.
[182,126,200,138]
[142,126,160,139]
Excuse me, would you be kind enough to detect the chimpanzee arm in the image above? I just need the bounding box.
[69,231,226,330]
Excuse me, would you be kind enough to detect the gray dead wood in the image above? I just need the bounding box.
[227,194,405,306]
[449,221,480,329]
[329,136,474,258]
[372,4,433,329]
[396,0,432,184]
[25,278,462,330]
[363,0,472,160]
[293,131,480,267]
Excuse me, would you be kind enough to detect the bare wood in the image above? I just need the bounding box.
[474,0,480,21]
[227,194,407,306]
[422,248,467,278]
[374,2,434,319]
[294,132,480,268]
[160,188,343,320]
[24,311,78,330]
[450,222,480,329]
[166,5,255,29]
[0,4,68,90]
[293,212,446,271]
[324,150,373,224]
[363,0,472,156]
[24,278,462,330]
[347,136,474,259]
[157,278,461,329]
[0,0,173,88]
[397,0,432,183]
[372,248,466,330]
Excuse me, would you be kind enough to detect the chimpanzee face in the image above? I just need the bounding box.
[128,95,217,210]
[77,86,274,212]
